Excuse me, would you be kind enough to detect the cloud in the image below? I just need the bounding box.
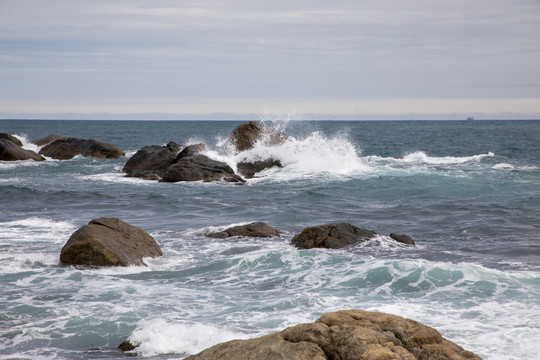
[0,0,539,116]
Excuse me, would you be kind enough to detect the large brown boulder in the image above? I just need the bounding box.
[39,137,124,160]
[0,133,23,146]
[123,141,182,180]
[160,154,245,184]
[33,134,65,147]
[206,222,283,238]
[0,139,45,161]
[60,217,162,266]
[184,309,481,360]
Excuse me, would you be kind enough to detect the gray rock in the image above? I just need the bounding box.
[237,159,282,178]
[0,133,23,146]
[176,143,207,161]
[33,134,66,147]
[291,223,377,249]
[160,154,245,184]
[0,139,45,161]
[183,309,481,360]
[389,233,416,245]
[123,141,182,179]
[206,222,282,238]
[39,137,124,160]
[228,121,287,152]
[60,217,162,267]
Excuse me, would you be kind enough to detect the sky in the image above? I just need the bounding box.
[1,0,539,120]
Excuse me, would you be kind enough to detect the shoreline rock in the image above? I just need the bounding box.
[32,134,66,147]
[0,133,23,147]
[179,309,481,360]
[60,217,162,267]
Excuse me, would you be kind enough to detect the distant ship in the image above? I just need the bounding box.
[466,116,475,121]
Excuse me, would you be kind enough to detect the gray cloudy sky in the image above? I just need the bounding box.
[1,0,539,119]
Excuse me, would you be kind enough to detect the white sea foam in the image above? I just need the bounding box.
[400,151,494,165]
[127,318,246,357]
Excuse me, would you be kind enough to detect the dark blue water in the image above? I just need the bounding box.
[1,119,539,359]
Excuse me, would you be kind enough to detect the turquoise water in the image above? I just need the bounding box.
[1,119,539,359]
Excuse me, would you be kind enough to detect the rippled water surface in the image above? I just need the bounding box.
[1,119,539,359]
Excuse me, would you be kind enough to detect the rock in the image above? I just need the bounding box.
[206,222,283,238]
[389,233,416,245]
[291,223,377,249]
[39,137,124,160]
[176,143,207,161]
[237,159,282,178]
[228,121,287,152]
[123,141,182,179]
[0,139,45,161]
[118,340,137,352]
[0,133,23,146]
[60,217,162,267]
[160,154,246,184]
[33,134,66,147]
[184,309,481,360]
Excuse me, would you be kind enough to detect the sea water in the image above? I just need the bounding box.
[0,119,539,359]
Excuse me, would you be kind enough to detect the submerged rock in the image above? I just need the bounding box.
[33,134,66,147]
[0,133,23,147]
[60,217,162,267]
[184,309,481,360]
[0,139,45,161]
[206,222,283,238]
[123,141,182,180]
[39,137,124,160]
[160,154,245,184]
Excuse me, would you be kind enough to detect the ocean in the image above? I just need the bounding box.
[0,119,539,359]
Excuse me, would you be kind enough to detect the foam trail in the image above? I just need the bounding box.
[401,151,494,165]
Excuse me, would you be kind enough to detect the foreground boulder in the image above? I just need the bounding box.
[160,154,245,183]
[60,217,162,266]
[39,137,124,160]
[0,139,45,161]
[33,134,65,147]
[206,222,283,238]
[291,223,415,249]
[123,141,182,180]
[0,133,23,146]
[182,309,481,360]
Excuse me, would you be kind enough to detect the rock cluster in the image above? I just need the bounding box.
[291,223,415,249]
[60,217,162,267]
[182,309,481,360]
